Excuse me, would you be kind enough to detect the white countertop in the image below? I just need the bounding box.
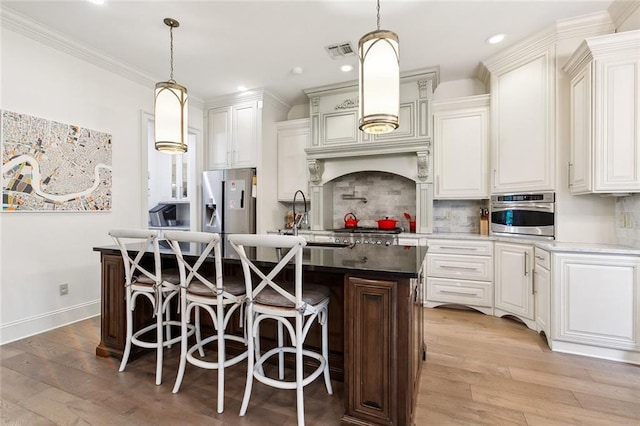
[268,229,640,256]
[428,232,640,256]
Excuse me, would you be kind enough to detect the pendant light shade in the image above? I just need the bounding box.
[154,18,188,154]
[358,1,399,134]
[155,81,188,153]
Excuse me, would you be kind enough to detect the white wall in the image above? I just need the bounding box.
[0,26,203,344]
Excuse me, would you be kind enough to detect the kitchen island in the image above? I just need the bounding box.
[93,241,427,426]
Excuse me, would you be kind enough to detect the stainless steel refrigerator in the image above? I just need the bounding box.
[202,168,256,255]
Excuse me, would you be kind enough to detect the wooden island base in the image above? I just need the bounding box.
[95,247,425,426]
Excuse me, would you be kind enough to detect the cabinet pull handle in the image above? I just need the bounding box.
[493,169,497,189]
[524,252,529,276]
[568,162,573,188]
[535,255,545,261]
[438,246,478,251]
[440,289,480,296]
[440,265,478,271]
[533,271,537,294]
[436,175,440,195]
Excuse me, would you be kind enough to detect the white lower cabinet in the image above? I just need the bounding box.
[533,248,551,343]
[552,252,640,362]
[425,239,494,315]
[494,242,536,329]
[422,237,640,365]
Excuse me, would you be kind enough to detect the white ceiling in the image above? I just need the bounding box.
[1,0,617,106]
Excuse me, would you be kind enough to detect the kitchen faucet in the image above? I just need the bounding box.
[292,190,307,236]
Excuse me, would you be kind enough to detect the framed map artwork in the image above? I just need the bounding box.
[1,110,112,212]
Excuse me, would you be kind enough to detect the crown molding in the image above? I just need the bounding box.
[0,7,204,107]
[608,0,640,29]
[479,10,614,76]
[555,11,615,40]
[562,29,640,76]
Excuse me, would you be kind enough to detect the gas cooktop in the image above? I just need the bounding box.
[331,227,403,234]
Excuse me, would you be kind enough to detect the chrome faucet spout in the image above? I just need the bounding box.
[292,190,307,236]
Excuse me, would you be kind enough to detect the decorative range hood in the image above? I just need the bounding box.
[302,68,439,233]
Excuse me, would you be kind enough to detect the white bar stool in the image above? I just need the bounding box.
[108,228,189,385]
[164,231,247,414]
[228,234,333,426]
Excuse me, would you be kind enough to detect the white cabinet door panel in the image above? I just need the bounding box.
[555,254,639,349]
[232,102,258,168]
[569,67,592,193]
[596,60,640,191]
[208,107,232,169]
[434,104,489,199]
[492,52,554,192]
[495,242,534,321]
[534,264,550,336]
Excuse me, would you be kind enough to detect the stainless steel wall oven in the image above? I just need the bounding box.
[490,192,555,239]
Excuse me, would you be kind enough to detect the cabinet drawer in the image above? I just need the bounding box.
[427,239,493,256]
[534,248,550,270]
[427,277,493,307]
[427,253,493,281]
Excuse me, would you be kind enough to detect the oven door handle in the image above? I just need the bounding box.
[491,204,554,212]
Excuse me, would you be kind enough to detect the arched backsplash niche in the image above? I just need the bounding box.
[331,172,416,229]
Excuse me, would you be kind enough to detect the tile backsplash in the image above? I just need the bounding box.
[433,200,489,234]
[615,194,640,248]
[331,172,416,229]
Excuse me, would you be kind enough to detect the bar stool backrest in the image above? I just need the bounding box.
[228,234,307,308]
[109,228,161,287]
[162,231,221,294]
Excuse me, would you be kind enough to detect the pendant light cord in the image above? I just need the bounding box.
[169,25,175,83]
[376,0,381,30]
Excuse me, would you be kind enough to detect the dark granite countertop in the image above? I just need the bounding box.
[94,241,426,279]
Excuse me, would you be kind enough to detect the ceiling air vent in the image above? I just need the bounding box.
[325,42,355,59]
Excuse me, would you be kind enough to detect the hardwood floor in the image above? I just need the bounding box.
[1,307,638,425]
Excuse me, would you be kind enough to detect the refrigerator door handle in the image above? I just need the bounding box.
[240,190,245,209]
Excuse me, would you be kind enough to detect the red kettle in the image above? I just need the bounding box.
[344,212,359,229]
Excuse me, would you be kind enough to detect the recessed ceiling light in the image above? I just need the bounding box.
[487,33,506,45]
[341,64,354,72]
[87,0,105,5]
[292,67,303,75]
[237,85,248,92]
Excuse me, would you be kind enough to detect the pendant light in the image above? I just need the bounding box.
[358,0,399,134]
[154,18,188,154]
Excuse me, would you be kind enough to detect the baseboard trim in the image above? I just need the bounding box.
[0,299,100,345]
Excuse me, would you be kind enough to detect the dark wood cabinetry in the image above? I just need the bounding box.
[94,246,424,425]
[343,275,424,426]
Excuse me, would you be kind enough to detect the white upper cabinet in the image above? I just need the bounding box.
[563,30,640,194]
[207,99,259,169]
[486,47,555,193]
[433,95,490,199]
[277,119,310,201]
